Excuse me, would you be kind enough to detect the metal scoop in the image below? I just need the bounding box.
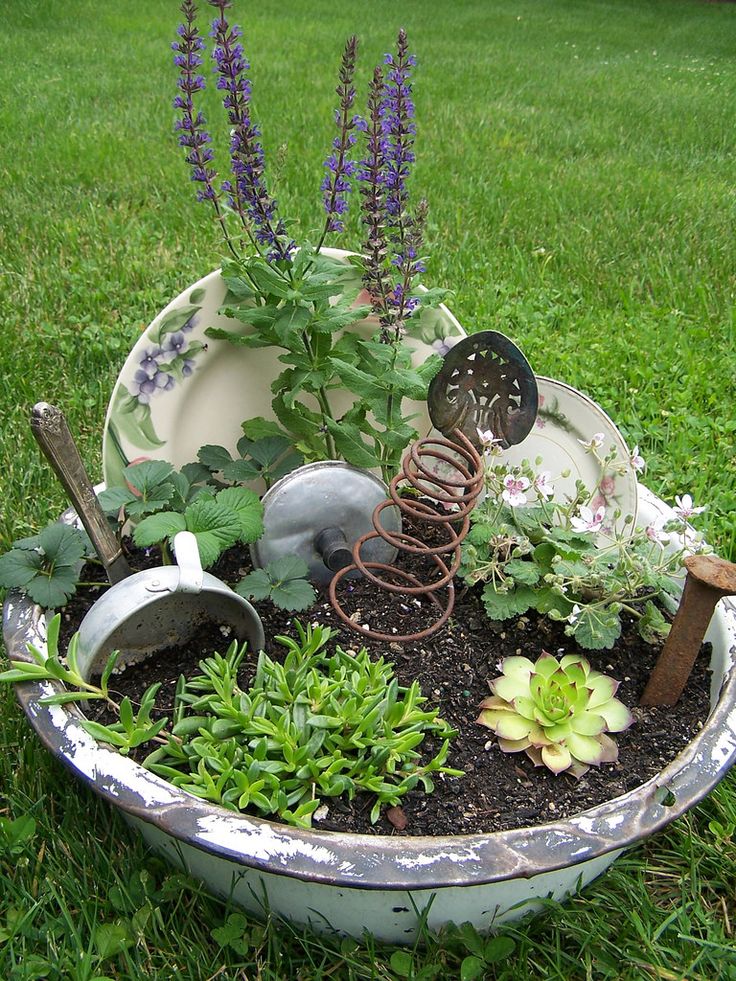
[31,403,264,679]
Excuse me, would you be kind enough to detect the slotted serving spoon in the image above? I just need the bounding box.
[31,403,264,679]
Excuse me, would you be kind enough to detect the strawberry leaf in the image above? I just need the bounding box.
[215,487,264,543]
[235,569,273,602]
[133,512,187,548]
[184,498,241,567]
[271,578,316,612]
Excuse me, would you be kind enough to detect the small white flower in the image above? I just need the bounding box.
[577,432,605,452]
[630,445,646,472]
[570,504,606,534]
[502,473,530,508]
[476,427,503,457]
[645,517,669,548]
[568,604,582,625]
[673,494,706,520]
[534,471,554,500]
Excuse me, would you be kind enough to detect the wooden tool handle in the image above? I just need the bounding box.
[30,403,131,584]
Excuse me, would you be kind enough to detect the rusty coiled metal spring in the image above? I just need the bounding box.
[328,429,484,642]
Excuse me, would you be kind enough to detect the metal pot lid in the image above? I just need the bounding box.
[251,461,402,584]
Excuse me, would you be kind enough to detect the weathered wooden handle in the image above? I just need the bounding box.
[30,402,131,585]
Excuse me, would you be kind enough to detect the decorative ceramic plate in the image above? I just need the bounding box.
[497,376,638,537]
[102,249,465,487]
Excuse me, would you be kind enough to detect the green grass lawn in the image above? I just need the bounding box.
[1,0,736,977]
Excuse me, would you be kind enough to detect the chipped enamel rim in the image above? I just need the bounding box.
[4,486,736,892]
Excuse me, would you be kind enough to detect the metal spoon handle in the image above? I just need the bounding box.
[30,402,131,584]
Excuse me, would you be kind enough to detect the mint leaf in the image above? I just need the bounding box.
[273,303,311,346]
[328,358,385,400]
[207,325,276,348]
[220,261,255,299]
[310,303,370,334]
[415,286,452,308]
[325,420,381,469]
[383,366,431,400]
[246,262,290,298]
[241,417,289,441]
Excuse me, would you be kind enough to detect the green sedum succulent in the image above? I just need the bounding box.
[478,653,633,778]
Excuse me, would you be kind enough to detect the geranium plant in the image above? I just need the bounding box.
[460,434,708,650]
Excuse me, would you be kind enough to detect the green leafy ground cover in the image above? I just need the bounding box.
[1,0,735,977]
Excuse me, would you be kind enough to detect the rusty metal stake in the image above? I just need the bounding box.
[640,553,736,707]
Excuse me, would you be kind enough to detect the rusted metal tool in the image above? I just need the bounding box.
[328,331,538,643]
[328,428,484,641]
[640,553,736,707]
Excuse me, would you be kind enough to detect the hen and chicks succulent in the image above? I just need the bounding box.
[478,653,633,777]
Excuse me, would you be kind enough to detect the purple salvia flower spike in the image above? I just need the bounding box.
[382,31,424,329]
[359,29,425,336]
[380,28,416,238]
[172,1,216,202]
[358,66,395,338]
[207,0,293,261]
[317,36,359,244]
[172,1,242,255]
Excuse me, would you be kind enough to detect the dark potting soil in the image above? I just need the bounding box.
[58,541,713,838]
